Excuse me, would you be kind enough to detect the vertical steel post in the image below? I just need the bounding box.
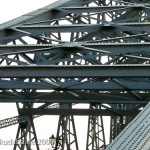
[86,104,106,150]
[14,103,39,150]
[55,104,79,150]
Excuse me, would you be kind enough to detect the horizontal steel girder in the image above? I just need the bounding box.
[14,23,150,35]
[0,99,147,104]
[58,5,144,13]
[2,23,150,43]
[0,91,149,103]
[19,108,140,116]
[0,43,149,55]
[0,65,150,78]
[0,80,150,90]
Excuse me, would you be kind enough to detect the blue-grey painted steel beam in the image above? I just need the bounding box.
[20,108,140,116]
[0,42,150,55]
[19,22,150,32]
[0,91,149,102]
[6,23,150,38]
[1,23,150,43]
[0,99,147,104]
[58,5,137,13]
[0,80,150,90]
[0,65,150,78]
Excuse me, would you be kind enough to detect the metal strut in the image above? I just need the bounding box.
[55,104,79,150]
[86,104,106,150]
[109,104,137,143]
[14,103,39,150]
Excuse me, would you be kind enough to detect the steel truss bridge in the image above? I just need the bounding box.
[0,0,150,149]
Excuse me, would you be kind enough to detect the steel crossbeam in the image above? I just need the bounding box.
[18,23,150,33]
[0,43,150,56]
[3,23,150,39]
[0,65,149,78]
[19,108,140,116]
[58,5,141,13]
[0,80,150,90]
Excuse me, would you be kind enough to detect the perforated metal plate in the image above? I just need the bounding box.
[106,102,150,150]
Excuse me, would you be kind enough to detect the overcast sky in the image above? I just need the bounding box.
[0,0,57,23]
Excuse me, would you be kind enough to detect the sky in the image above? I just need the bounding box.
[0,1,110,150]
[0,0,57,23]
